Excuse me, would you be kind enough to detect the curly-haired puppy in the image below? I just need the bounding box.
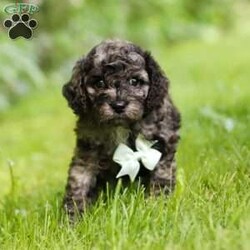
[62,40,181,218]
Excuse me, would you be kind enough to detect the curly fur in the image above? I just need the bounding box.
[62,39,181,218]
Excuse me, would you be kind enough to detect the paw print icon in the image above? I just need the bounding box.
[3,13,37,39]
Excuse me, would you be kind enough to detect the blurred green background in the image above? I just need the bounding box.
[0,0,240,108]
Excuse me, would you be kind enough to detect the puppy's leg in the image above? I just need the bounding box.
[149,159,176,195]
[149,135,178,196]
[63,157,98,219]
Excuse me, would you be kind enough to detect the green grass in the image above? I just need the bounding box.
[0,31,250,249]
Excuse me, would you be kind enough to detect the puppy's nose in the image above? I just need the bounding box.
[111,101,127,113]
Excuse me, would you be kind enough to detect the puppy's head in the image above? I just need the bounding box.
[63,40,168,125]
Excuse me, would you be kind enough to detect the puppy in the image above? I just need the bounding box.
[62,40,181,218]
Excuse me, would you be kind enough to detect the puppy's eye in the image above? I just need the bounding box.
[95,80,105,88]
[129,78,141,87]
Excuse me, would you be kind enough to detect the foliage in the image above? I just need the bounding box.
[36,0,234,69]
[0,38,45,111]
[0,0,235,110]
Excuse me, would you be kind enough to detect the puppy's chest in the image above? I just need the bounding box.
[77,125,144,174]
[95,127,133,173]
[95,127,132,175]
[103,127,131,155]
[78,125,133,155]
[113,127,131,145]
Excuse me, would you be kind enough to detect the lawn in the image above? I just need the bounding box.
[0,28,249,249]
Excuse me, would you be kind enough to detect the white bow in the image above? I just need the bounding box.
[113,135,162,182]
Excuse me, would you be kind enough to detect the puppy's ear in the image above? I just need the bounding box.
[62,57,87,115]
[144,52,168,111]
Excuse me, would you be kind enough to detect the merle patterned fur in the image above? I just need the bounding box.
[62,40,181,219]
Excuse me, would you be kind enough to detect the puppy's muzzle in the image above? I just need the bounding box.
[110,100,127,114]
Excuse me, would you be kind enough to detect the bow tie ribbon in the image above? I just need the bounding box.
[113,135,162,182]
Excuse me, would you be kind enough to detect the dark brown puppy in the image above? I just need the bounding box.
[62,40,181,218]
